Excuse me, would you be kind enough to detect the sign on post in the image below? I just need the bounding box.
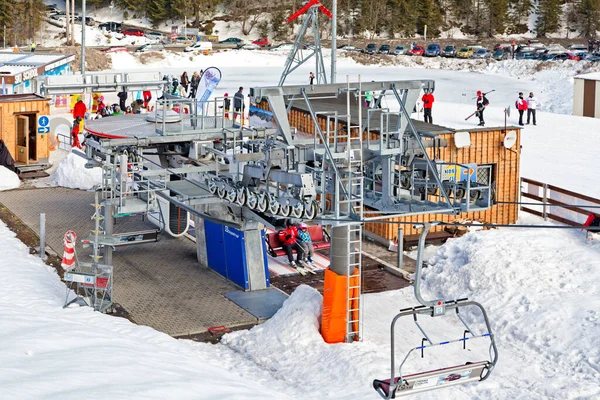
[37,115,50,134]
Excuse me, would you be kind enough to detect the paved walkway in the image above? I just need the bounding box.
[0,187,256,336]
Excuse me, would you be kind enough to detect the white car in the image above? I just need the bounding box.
[269,43,294,52]
[240,43,260,50]
[184,41,213,52]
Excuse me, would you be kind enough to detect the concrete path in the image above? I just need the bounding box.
[0,187,256,336]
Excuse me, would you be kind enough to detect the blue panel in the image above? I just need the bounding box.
[204,220,227,278]
[261,230,270,287]
[222,226,249,290]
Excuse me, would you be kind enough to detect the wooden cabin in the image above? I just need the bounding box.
[0,94,51,167]
[255,98,521,239]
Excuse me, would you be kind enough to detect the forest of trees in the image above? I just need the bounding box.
[116,0,600,38]
[0,0,599,47]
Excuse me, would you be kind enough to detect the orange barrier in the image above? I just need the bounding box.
[321,267,359,343]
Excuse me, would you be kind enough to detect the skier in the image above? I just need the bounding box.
[117,90,128,111]
[30,42,36,53]
[309,72,315,85]
[515,92,528,126]
[171,77,179,95]
[234,87,245,122]
[142,91,152,108]
[421,91,434,123]
[96,96,106,114]
[526,92,538,126]
[475,90,489,127]
[296,223,316,268]
[277,221,305,268]
[71,117,83,149]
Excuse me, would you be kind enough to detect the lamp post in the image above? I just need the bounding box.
[81,0,86,75]
[330,0,336,83]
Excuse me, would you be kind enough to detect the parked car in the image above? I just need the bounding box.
[98,22,122,33]
[456,47,473,59]
[466,44,484,51]
[492,49,508,61]
[575,51,589,60]
[378,44,391,55]
[74,16,95,26]
[540,53,558,61]
[122,28,144,37]
[515,51,535,60]
[586,54,600,62]
[565,52,581,61]
[135,43,165,53]
[51,12,79,21]
[410,45,425,56]
[532,49,548,60]
[472,48,492,59]
[46,5,59,13]
[173,36,192,44]
[240,43,260,50]
[338,44,362,53]
[101,46,129,53]
[424,43,440,57]
[494,43,512,51]
[365,43,377,54]
[393,45,408,55]
[440,45,456,57]
[270,43,294,52]
[252,38,270,47]
[529,40,545,49]
[145,31,163,40]
[184,41,213,52]
[219,37,243,44]
[568,44,587,51]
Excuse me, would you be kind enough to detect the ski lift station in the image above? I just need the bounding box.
[573,72,600,119]
[0,3,524,396]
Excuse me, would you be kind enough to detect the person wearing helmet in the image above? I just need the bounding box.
[222,93,231,119]
[73,96,87,121]
[475,90,489,127]
[277,220,305,268]
[297,223,316,268]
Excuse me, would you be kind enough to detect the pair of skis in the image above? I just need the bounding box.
[465,89,495,120]
[295,262,318,276]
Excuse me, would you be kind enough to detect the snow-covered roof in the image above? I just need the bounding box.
[0,52,73,76]
[574,72,600,81]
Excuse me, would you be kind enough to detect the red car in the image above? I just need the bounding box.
[252,38,270,47]
[101,46,129,53]
[565,52,581,61]
[122,28,144,37]
[410,46,425,56]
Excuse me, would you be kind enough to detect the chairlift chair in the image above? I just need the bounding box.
[373,222,498,399]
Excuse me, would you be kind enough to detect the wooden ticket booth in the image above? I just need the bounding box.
[0,94,51,169]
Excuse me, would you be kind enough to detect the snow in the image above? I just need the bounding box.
[52,152,102,190]
[0,220,286,400]
[0,166,20,191]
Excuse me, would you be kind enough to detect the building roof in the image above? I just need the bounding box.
[0,93,48,103]
[574,72,600,81]
[287,96,456,135]
[0,52,73,76]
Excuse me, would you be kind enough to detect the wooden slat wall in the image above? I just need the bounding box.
[0,99,50,161]
[365,129,521,237]
[256,100,521,239]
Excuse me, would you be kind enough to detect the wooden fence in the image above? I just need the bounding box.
[520,178,600,226]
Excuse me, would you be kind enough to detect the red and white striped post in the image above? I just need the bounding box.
[61,231,78,271]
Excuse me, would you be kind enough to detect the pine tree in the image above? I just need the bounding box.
[487,0,509,36]
[146,0,170,28]
[577,0,600,37]
[535,0,562,36]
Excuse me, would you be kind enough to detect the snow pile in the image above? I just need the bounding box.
[0,166,20,191]
[53,152,102,190]
[0,220,285,399]
[421,219,600,398]
[485,60,600,114]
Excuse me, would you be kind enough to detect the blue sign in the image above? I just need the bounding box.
[38,115,49,126]
[38,115,50,134]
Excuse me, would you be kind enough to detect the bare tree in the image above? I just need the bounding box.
[229,1,267,35]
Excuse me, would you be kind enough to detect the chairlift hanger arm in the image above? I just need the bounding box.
[286,0,332,23]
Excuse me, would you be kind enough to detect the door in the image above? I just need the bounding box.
[16,115,29,165]
[204,220,227,278]
[222,226,249,290]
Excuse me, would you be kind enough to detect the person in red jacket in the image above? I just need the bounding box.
[143,91,152,108]
[515,92,528,126]
[421,91,434,123]
[71,117,83,149]
[277,221,305,268]
[73,96,87,120]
